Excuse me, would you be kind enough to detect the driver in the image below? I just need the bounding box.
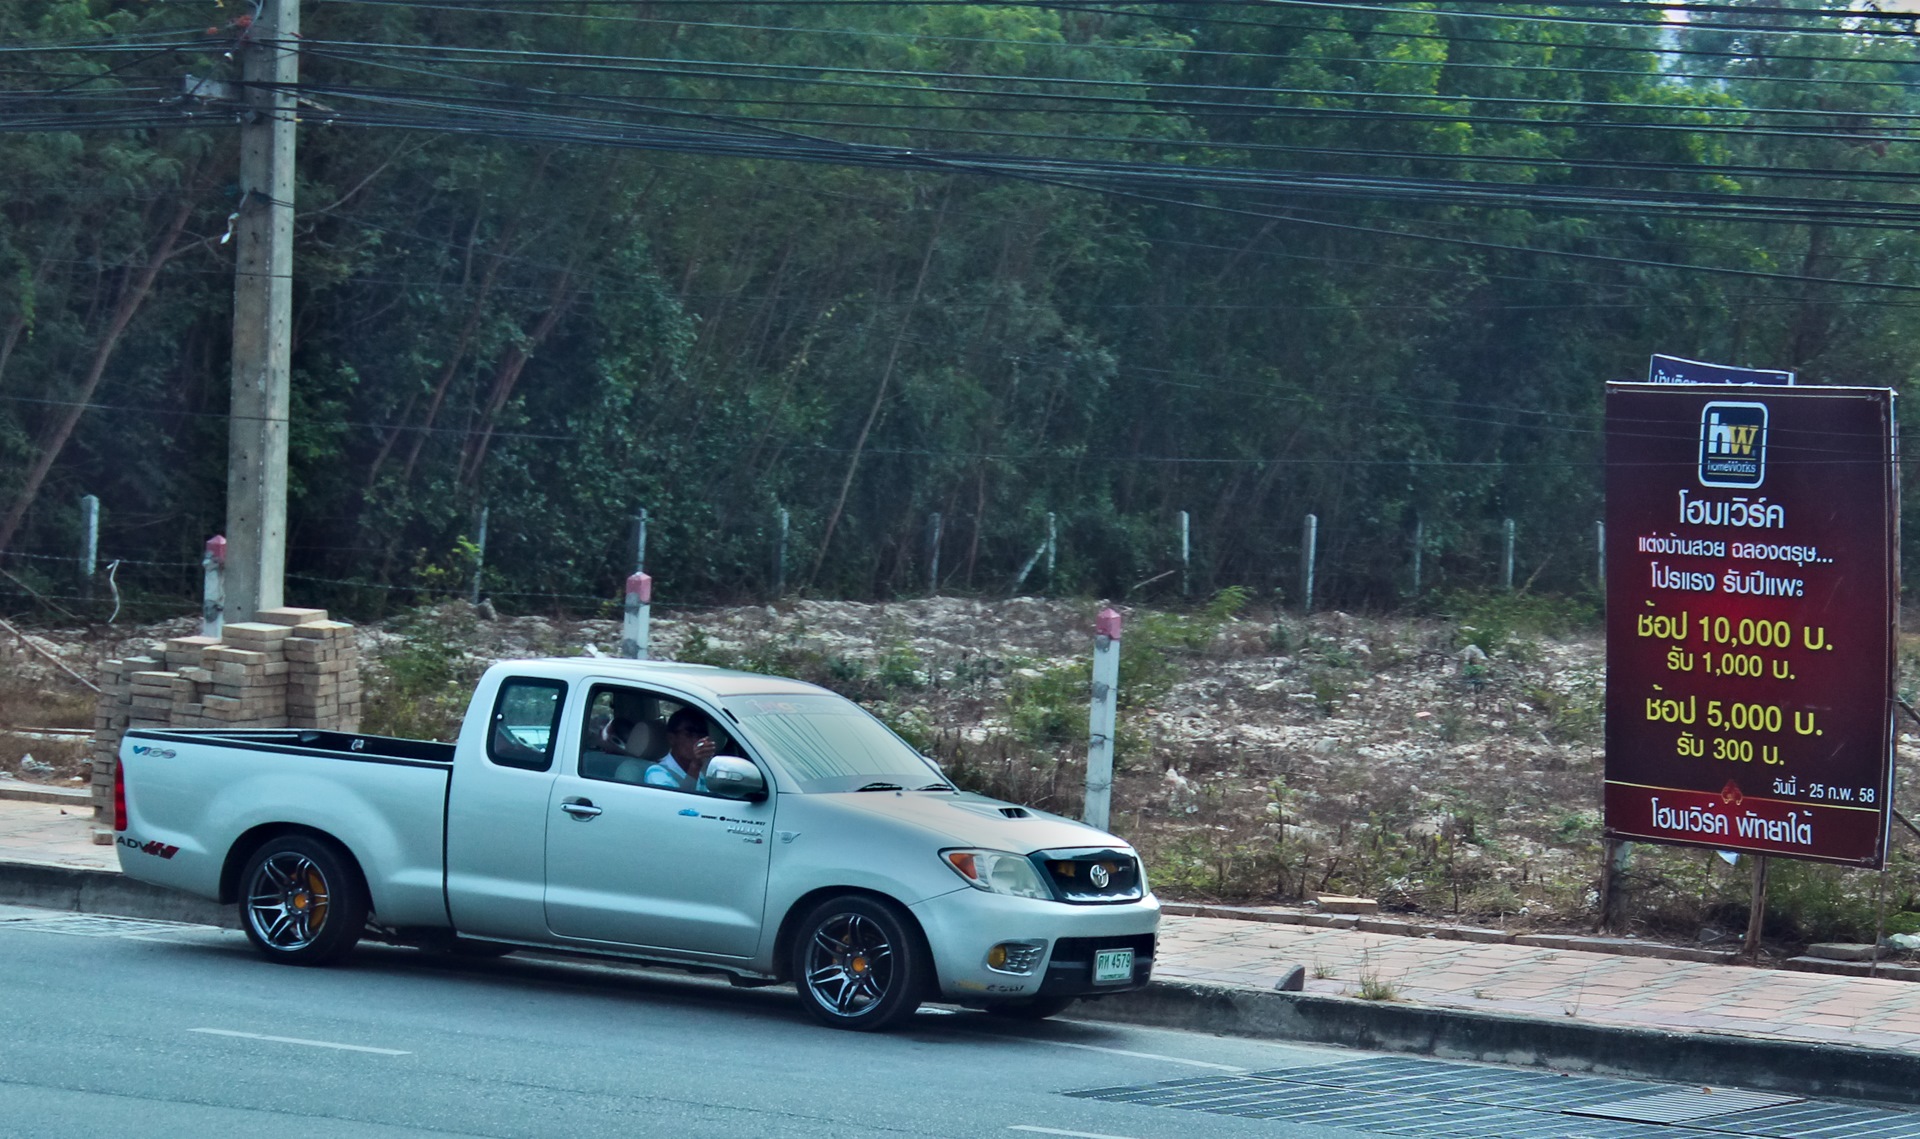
[645,707,716,792]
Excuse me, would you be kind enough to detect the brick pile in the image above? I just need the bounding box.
[89,607,363,842]
[203,621,292,728]
[284,618,362,731]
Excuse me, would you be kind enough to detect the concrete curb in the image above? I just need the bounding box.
[0,857,232,927]
[0,784,91,806]
[1072,980,1920,1106]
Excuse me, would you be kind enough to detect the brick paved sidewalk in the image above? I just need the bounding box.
[6,794,1919,1055]
[0,796,111,871]
[1153,916,1920,1053]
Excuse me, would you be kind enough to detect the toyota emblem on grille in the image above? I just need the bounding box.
[1090,864,1111,888]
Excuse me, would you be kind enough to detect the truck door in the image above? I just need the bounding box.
[543,685,774,958]
[445,675,568,942]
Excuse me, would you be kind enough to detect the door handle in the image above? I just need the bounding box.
[560,798,603,820]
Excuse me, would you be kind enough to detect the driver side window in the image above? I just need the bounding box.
[576,684,737,795]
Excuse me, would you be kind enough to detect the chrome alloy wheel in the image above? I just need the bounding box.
[803,911,896,1019]
[246,850,333,951]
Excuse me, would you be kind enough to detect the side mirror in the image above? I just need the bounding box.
[705,755,767,801]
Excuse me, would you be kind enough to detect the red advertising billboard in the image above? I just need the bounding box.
[1604,383,1898,867]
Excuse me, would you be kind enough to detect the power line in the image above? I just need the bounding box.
[296,36,1920,130]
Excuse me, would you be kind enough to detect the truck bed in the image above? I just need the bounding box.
[118,727,455,927]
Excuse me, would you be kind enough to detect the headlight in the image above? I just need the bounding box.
[941,849,1053,900]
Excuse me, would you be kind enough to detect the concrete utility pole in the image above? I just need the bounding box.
[225,0,299,621]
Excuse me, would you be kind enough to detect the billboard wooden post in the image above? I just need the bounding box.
[1744,856,1769,958]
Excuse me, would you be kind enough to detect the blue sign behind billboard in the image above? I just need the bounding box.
[1649,354,1795,386]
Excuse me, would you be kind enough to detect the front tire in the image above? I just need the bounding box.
[791,895,928,1031]
[239,835,367,965]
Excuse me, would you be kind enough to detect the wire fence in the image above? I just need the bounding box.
[0,504,1612,629]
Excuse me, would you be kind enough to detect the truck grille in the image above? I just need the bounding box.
[1032,848,1144,904]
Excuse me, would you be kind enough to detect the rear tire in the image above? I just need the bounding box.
[791,895,928,1031]
[985,995,1076,1021]
[238,835,367,966]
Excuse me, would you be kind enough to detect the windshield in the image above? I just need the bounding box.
[728,693,943,793]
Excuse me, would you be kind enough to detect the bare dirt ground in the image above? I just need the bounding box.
[6,596,1919,950]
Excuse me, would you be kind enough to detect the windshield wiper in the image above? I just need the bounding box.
[916,781,956,792]
[854,781,905,792]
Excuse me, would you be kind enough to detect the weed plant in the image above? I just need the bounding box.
[361,608,486,741]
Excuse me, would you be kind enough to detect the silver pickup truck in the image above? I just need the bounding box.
[114,658,1159,1030]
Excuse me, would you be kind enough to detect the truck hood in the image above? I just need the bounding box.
[822,790,1131,854]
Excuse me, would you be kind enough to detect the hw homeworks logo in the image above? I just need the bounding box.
[1698,401,1767,488]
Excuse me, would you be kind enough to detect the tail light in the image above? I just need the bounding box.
[113,760,127,832]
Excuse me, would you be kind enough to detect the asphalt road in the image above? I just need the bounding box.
[13,905,1920,1139]
[0,903,1366,1139]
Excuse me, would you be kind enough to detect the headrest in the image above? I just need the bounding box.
[624,720,669,762]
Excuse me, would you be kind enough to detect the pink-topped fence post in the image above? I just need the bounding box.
[621,572,653,659]
[1085,607,1122,832]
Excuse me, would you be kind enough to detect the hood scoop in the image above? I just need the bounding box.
[946,800,1034,821]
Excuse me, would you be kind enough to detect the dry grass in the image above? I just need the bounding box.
[0,637,97,784]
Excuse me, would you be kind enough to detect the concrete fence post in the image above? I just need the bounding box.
[1085,607,1122,833]
[1503,518,1516,591]
[1044,512,1057,588]
[202,534,227,638]
[1301,513,1318,612]
[621,572,653,660]
[1412,516,1424,595]
[927,512,942,596]
[1012,533,1047,594]
[1178,510,1190,597]
[774,507,789,598]
[470,504,489,605]
[79,494,99,601]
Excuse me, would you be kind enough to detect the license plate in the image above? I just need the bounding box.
[1093,948,1134,984]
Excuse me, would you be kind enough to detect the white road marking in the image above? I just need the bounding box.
[1020,1038,1244,1072]
[189,1028,411,1055]
[1009,1127,1142,1139]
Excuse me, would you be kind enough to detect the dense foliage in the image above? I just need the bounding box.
[5,0,1919,616]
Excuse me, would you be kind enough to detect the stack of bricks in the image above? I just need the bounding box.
[284,617,362,732]
[89,607,362,842]
[161,634,220,726]
[202,620,293,728]
[125,662,175,733]
[88,657,148,824]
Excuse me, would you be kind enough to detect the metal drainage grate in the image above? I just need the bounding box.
[10,914,201,938]
[1567,1088,1802,1125]
[1071,1077,1684,1138]
[1067,1056,1920,1139]
[1249,1057,1672,1112]
[1692,1101,1920,1138]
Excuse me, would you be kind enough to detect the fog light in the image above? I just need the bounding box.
[987,940,1046,975]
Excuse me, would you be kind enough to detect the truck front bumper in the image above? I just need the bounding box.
[909,887,1160,1003]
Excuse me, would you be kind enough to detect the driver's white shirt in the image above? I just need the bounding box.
[643,754,707,792]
